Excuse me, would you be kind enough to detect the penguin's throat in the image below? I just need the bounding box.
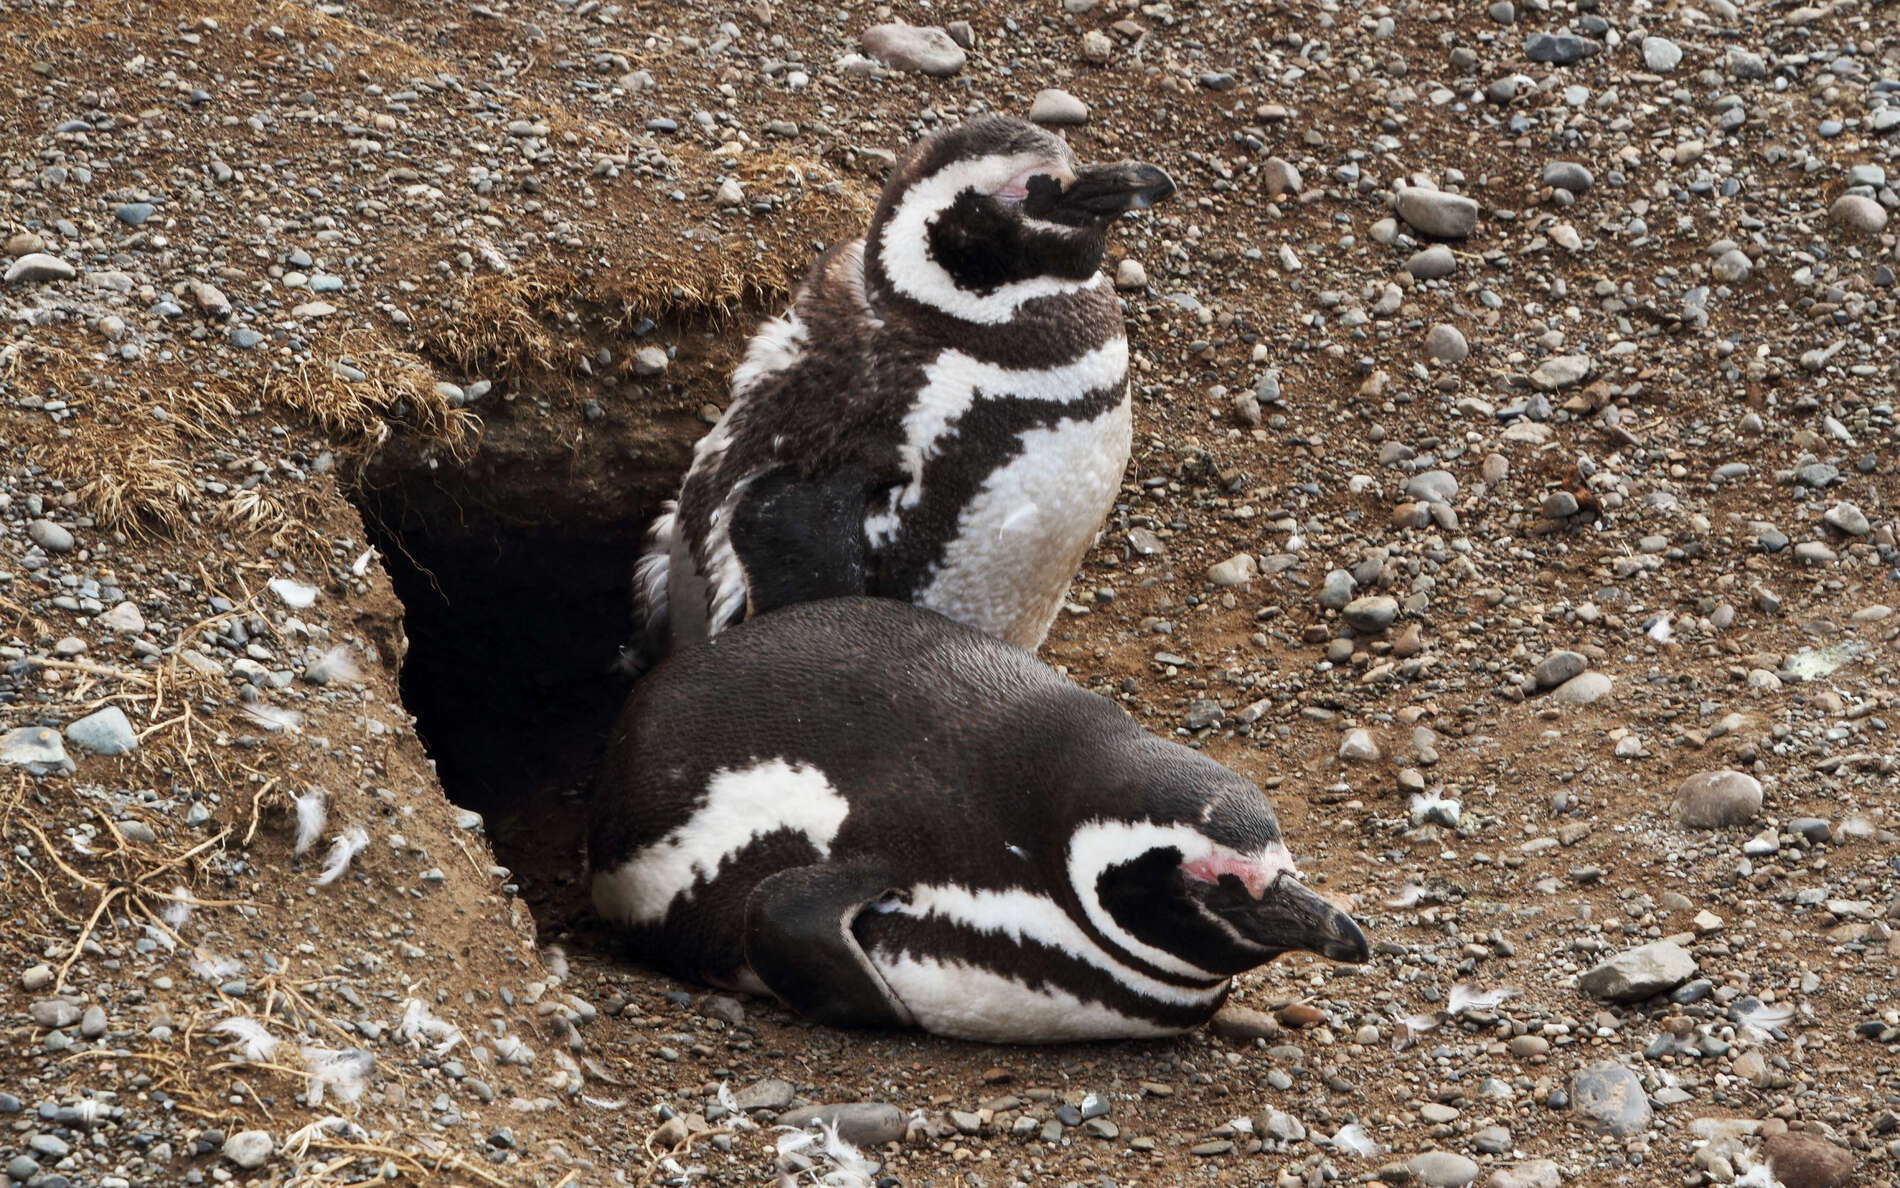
[1182,847,1297,899]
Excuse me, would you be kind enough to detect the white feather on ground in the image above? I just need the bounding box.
[1408,790,1462,828]
[1447,983,1519,1014]
[1735,1000,1796,1043]
[292,790,327,856]
[314,826,369,885]
[214,1016,280,1064]
[775,1123,876,1188]
[241,703,304,734]
[301,1046,374,1106]
[350,547,376,577]
[716,1082,758,1129]
[1383,881,1431,908]
[397,999,464,1056]
[190,951,243,983]
[307,645,363,684]
[1331,1122,1384,1158]
[1647,614,1675,644]
[541,944,569,981]
[268,577,319,608]
[492,1033,534,1065]
[160,885,193,929]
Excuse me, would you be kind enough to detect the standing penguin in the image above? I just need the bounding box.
[626,115,1174,671]
[590,598,1368,1043]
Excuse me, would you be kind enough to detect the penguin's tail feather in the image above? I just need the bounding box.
[620,503,677,677]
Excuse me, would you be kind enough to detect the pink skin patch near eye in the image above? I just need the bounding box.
[993,164,1068,203]
[1182,848,1298,899]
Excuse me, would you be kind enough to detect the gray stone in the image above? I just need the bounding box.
[861,23,967,75]
[1396,188,1480,238]
[1406,244,1457,279]
[1712,249,1752,282]
[1531,650,1587,691]
[1408,1151,1480,1187]
[6,1156,38,1182]
[1338,729,1381,763]
[1530,354,1591,390]
[1207,554,1257,587]
[1405,470,1459,504]
[1319,569,1358,609]
[1579,940,1697,1001]
[30,999,81,1028]
[1028,88,1088,125]
[1524,33,1594,65]
[1570,1063,1652,1135]
[1541,161,1594,194]
[775,1103,906,1148]
[1823,502,1870,536]
[1641,36,1682,72]
[223,1130,274,1170]
[1474,1126,1513,1154]
[1726,48,1765,78]
[1343,596,1400,633]
[1424,323,1468,362]
[1541,490,1580,518]
[1,727,75,775]
[1829,195,1888,235]
[5,252,76,283]
[731,1076,795,1111]
[1489,1160,1563,1188]
[1548,670,1611,705]
[1263,157,1302,198]
[631,346,668,377]
[1672,770,1762,828]
[1114,259,1148,290]
[97,601,146,633]
[66,706,139,756]
[79,1003,108,1038]
[28,519,75,552]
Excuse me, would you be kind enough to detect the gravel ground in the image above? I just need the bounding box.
[1,0,1896,1185]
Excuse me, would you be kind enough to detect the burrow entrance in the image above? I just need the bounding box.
[347,356,717,930]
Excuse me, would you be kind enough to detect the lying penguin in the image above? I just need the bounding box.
[625,114,1175,672]
[590,598,1368,1043]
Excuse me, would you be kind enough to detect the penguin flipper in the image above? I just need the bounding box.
[728,466,872,619]
[744,862,914,1030]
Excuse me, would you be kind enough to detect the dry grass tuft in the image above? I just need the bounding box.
[269,335,479,455]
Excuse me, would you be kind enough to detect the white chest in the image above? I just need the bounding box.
[919,397,1131,649]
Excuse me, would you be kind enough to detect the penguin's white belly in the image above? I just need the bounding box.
[920,397,1132,650]
[868,950,1181,1043]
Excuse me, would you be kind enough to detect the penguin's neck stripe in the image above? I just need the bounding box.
[873,156,1106,325]
[891,883,1228,1005]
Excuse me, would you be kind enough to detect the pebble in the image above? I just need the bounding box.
[631,347,669,377]
[1473,1126,1512,1154]
[1408,1151,1480,1187]
[1319,569,1358,609]
[1672,770,1763,828]
[1570,1062,1651,1135]
[1207,554,1257,587]
[1028,89,1088,125]
[1338,729,1381,762]
[1712,249,1752,283]
[1579,939,1697,1000]
[1114,259,1148,290]
[1,728,76,775]
[31,999,82,1028]
[860,23,967,75]
[28,519,76,552]
[1395,188,1480,239]
[1343,596,1400,633]
[1641,36,1682,72]
[1263,157,1302,198]
[1208,1004,1282,1041]
[1524,33,1594,65]
[1541,161,1594,194]
[1489,1160,1563,1188]
[97,601,146,633]
[1406,244,1457,280]
[1530,649,1586,692]
[1530,355,1591,390]
[65,706,139,755]
[731,1077,794,1111]
[1822,502,1870,536]
[1404,470,1458,504]
[775,1103,905,1147]
[1423,324,1468,363]
[222,1130,274,1170]
[1548,671,1612,705]
[1829,195,1888,235]
[4,252,76,283]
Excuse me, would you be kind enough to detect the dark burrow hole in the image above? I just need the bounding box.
[346,407,698,931]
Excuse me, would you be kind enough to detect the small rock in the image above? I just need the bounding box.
[28,519,76,553]
[860,23,967,75]
[631,347,669,377]
[65,707,139,756]
[97,601,145,634]
[1319,569,1358,610]
[1473,1127,1512,1155]
[1405,470,1459,504]
[1530,355,1591,390]
[4,253,76,283]
[1488,1160,1563,1188]
[1207,554,1257,587]
[1822,503,1870,536]
[731,1077,795,1111]
[1424,324,1468,363]
[30,999,82,1029]
[1263,157,1303,198]
[776,1103,906,1148]
[713,178,745,208]
[1829,195,1888,235]
[1408,1151,1480,1187]
[1672,770,1763,828]
[1579,940,1697,1001]
[1396,188,1480,239]
[1570,1063,1651,1136]
[1,727,75,775]
[1530,650,1587,691]
[1541,161,1594,194]
[1338,729,1381,763]
[1208,1004,1282,1041]
[1114,259,1148,290]
[1712,249,1752,283]
[1028,89,1088,125]
[222,1130,274,1170]
[1343,596,1400,633]
[1524,33,1594,65]
[1548,672,1612,705]
[1406,244,1458,280]
[1641,36,1682,72]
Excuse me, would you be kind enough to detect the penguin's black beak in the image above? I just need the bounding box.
[1031,161,1176,222]
[1204,874,1370,964]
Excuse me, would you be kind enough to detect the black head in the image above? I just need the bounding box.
[1066,752,1369,980]
[865,115,1175,318]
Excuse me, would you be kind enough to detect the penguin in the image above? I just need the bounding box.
[625,114,1174,672]
[589,597,1368,1043]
